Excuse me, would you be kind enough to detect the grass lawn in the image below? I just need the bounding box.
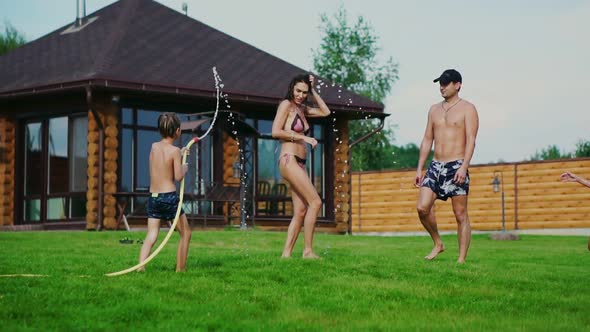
[1,230,589,331]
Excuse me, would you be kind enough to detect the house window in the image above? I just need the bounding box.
[21,115,87,223]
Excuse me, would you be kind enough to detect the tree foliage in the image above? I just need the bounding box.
[313,6,400,171]
[530,139,590,161]
[530,145,572,161]
[0,22,26,56]
[574,139,590,158]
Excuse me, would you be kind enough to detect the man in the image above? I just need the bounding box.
[414,69,479,263]
[560,171,590,251]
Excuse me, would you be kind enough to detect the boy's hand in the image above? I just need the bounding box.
[181,147,189,156]
[182,163,188,175]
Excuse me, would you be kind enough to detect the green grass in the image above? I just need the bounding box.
[1,230,589,331]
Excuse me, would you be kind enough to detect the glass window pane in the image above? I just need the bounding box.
[120,129,133,192]
[257,138,281,186]
[121,108,134,125]
[257,120,272,135]
[24,122,42,196]
[313,124,323,140]
[69,116,88,192]
[180,132,212,196]
[137,109,162,127]
[47,197,66,220]
[314,144,325,218]
[257,138,291,216]
[133,196,149,215]
[313,143,324,195]
[24,199,41,222]
[48,117,69,193]
[137,129,161,190]
[70,196,87,218]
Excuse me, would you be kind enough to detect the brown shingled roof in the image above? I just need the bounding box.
[0,0,384,112]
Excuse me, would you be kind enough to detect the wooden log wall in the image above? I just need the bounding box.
[86,111,99,229]
[223,133,240,221]
[334,118,351,233]
[0,116,15,225]
[351,159,590,233]
[85,98,119,230]
[101,101,119,229]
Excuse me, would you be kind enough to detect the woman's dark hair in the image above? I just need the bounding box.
[284,74,311,101]
[157,112,181,138]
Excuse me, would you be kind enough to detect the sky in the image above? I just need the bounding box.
[1,0,589,164]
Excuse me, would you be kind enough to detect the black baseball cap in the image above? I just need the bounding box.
[433,69,462,85]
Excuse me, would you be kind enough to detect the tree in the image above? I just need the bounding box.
[530,145,572,161]
[313,6,399,171]
[391,143,433,169]
[574,139,590,158]
[0,22,26,56]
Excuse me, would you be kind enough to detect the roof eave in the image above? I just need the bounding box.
[0,78,385,114]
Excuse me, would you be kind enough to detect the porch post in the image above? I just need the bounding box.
[333,117,350,233]
[0,116,16,226]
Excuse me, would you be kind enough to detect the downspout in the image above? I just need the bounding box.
[346,117,386,235]
[86,86,104,231]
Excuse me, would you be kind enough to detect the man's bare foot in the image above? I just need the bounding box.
[136,267,145,272]
[302,251,321,259]
[424,244,445,260]
[457,259,466,264]
[281,254,292,259]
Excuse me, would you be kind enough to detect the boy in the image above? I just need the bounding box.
[138,112,191,272]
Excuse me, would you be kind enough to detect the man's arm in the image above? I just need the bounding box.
[415,109,434,187]
[560,172,590,188]
[454,105,479,184]
[462,104,479,168]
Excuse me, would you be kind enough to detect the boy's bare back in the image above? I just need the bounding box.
[149,140,183,193]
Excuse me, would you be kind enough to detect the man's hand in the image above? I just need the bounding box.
[560,171,579,183]
[453,166,468,184]
[414,171,423,188]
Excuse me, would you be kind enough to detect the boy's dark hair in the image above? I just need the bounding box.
[157,112,181,138]
[284,74,311,101]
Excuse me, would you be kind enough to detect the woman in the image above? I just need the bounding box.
[272,74,331,258]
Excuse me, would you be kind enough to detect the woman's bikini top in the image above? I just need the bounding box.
[284,110,310,135]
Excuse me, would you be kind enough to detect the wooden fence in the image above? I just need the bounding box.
[351,158,590,233]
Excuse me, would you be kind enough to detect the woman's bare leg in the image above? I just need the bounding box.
[280,158,322,258]
[281,189,306,257]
